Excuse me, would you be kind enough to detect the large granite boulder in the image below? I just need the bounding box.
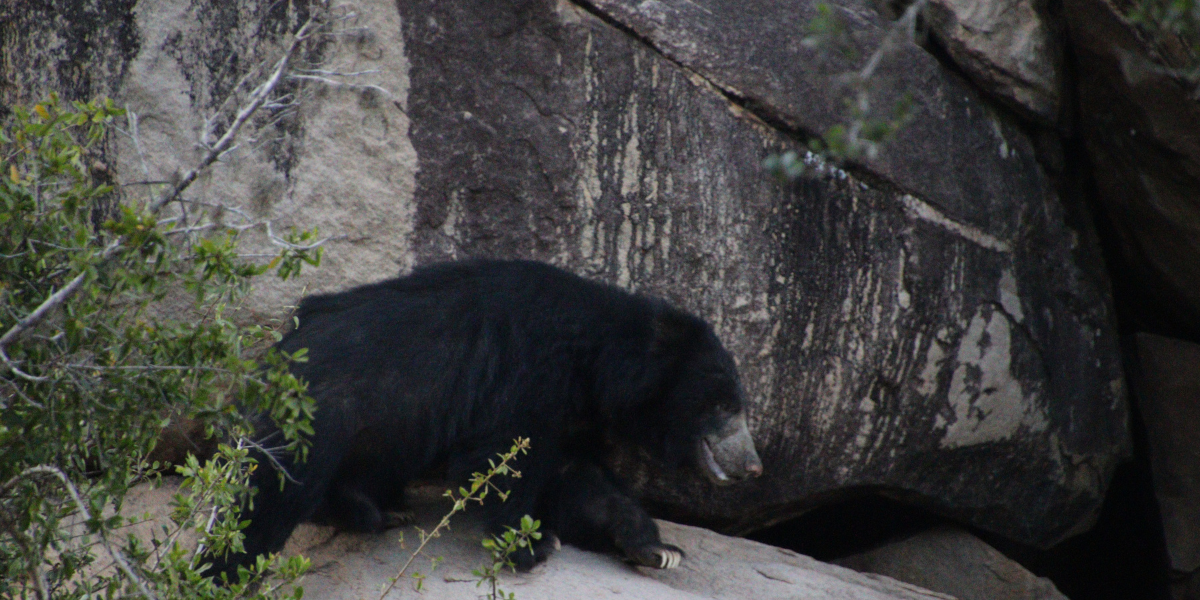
[0,0,1127,551]
[921,0,1064,125]
[1063,0,1200,339]
[111,481,955,600]
[836,526,1069,600]
[1136,333,1200,597]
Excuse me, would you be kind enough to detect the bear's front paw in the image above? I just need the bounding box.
[628,543,685,569]
[512,533,560,572]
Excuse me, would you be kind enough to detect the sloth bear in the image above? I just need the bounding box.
[205,259,762,579]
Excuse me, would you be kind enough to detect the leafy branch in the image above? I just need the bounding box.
[0,10,322,371]
[0,6,333,600]
[765,1,924,180]
[377,438,532,600]
[1,466,158,600]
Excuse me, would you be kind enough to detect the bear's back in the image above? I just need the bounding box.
[291,259,656,341]
[274,260,673,427]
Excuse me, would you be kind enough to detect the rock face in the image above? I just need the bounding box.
[1,0,1127,552]
[923,0,1063,124]
[1063,0,1200,339]
[582,0,1054,241]
[836,526,1069,600]
[1136,334,1200,590]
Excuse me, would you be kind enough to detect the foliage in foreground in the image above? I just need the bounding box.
[0,94,540,600]
[474,512,543,600]
[1128,0,1200,84]
[0,95,320,599]
[763,1,917,182]
[379,438,541,600]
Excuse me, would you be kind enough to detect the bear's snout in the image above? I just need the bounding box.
[699,412,762,486]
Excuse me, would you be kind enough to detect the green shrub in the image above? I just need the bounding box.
[0,94,319,600]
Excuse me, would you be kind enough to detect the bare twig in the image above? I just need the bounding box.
[857,0,928,82]
[287,74,399,102]
[203,63,270,148]
[5,466,160,600]
[240,436,302,485]
[378,439,530,600]
[116,107,152,181]
[162,223,229,237]
[0,13,323,360]
[62,364,235,374]
[189,505,222,568]
[264,221,341,250]
[119,180,172,187]
[0,345,49,383]
[0,375,46,408]
[0,238,115,364]
[161,198,346,252]
[295,68,381,77]
[158,17,321,215]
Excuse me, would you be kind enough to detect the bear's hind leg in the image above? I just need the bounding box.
[202,428,346,582]
[315,485,386,532]
[313,427,416,533]
[555,461,684,569]
[314,471,414,532]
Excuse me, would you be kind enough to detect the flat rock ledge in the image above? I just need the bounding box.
[125,482,951,600]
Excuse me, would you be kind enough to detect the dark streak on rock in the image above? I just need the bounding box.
[395,0,1127,548]
[0,0,139,115]
[159,1,325,180]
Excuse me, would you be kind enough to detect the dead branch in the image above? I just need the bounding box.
[240,435,302,485]
[3,466,160,600]
[0,12,325,365]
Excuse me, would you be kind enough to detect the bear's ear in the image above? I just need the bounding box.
[651,307,698,353]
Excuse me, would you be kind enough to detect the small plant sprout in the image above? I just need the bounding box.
[377,438,532,600]
[474,514,543,600]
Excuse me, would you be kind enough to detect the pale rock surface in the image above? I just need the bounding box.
[113,0,419,313]
[836,526,1068,600]
[924,0,1063,123]
[121,482,954,600]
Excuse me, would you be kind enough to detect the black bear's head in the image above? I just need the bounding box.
[630,306,764,486]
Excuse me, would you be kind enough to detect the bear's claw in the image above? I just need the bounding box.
[630,543,685,569]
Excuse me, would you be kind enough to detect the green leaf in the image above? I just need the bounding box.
[0,94,318,600]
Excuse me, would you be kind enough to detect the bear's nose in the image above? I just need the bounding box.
[746,455,763,477]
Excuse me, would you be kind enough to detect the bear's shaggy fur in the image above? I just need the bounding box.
[205,259,760,578]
